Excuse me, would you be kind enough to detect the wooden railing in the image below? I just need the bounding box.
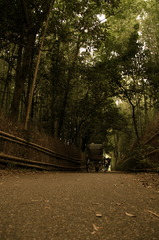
[0,131,86,171]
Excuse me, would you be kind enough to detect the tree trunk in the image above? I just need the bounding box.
[1,66,12,111]
[57,41,80,138]
[10,33,36,121]
[1,45,16,111]
[131,103,140,147]
[50,40,60,137]
[113,131,120,167]
[57,75,71,138]
[24,0,54,130]
[10,43,23,120]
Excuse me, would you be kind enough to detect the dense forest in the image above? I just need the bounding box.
[0,0,159,169]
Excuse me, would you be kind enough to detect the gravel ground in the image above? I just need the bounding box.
[133,172,159,191]
[0,166,159,191]
[0,166,159,240]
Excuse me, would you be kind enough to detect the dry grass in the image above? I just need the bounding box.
[0,114,83,164]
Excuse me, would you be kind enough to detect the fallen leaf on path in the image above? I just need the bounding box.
[125,212,136,217]
[145,210,159,218]
[96,213,102,218]
[92,203,100,205]
[91,224,103,234]
[44,206,51,209]
[93,224,99,231]
[116,202,122,206]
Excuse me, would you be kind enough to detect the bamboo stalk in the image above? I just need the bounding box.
[24,0,54,130]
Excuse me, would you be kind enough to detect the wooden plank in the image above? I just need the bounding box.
[0,131,82,163]
[0,153,81,170]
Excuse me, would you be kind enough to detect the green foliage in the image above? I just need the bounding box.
[1,0,159,171]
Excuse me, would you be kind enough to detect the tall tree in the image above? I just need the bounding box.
[0,0,52,121]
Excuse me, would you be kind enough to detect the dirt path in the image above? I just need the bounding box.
[0,170,159,240]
